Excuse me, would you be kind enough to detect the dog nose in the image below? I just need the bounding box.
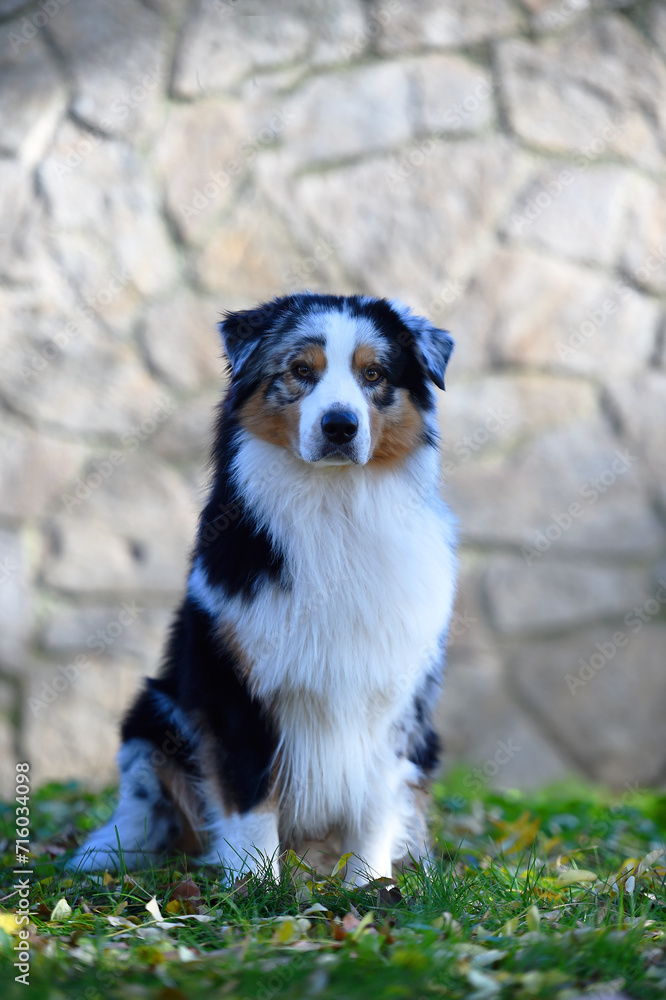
[321,409,358,444]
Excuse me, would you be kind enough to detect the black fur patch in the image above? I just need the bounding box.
[165,598,277,814]
[198,416,287,600]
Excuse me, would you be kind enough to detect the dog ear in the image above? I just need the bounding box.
[219,297,296,377]
[389,299,455,390]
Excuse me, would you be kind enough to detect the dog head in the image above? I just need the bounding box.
[220,294,453,467]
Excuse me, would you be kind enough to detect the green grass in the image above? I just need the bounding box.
[1,772,664,999]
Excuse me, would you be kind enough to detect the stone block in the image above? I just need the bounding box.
[0,309,168,436]
[408,53,495,135]
[0,707,17,799]
[153,101,247,241]
[440,373,597,474]
[483,554,651,635]
[373,0,523,54]
[0,421,84,520]
[0,160,31,272]
[643,0,666,57]
[496,18,666,170]
[447,552,493,652]
[172,2,310,96]
[617,173,666,294]
[437,647,568,790]
[43,455,197,595]
[281,62,412,165]
[151,393,219,468]
[519,0,591,33]
[504,164,632,267]
[24,657,144,788]
[194,192,335,299]
[448,247,659,377]
[448,416,665,556]
[0,24,66,163]
[295,136,531,322]
[47,0,169,138]
[40,604,172,668]
[141,291,221,390]
[40,122,177,296]
[510,624,666,786]
[0,529,32,671]
[605,372,666,507]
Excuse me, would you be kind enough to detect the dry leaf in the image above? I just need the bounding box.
[145,897,163,921]
[170,879,201,901]
[555,869,597,886]
[50,899,72,921]
[0,913,22,935]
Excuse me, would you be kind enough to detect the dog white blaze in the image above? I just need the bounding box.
[297,310,381,465]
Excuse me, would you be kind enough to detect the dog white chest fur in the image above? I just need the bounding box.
[192,438,456,878]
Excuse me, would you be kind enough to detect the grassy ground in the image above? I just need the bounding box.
[1,773,664,999]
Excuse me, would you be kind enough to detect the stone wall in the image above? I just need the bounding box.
[1,0,665,798]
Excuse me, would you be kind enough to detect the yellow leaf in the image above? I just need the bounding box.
[284,850,317,876]
[145,897,163,921]
[102,872,115,887]
[556,869,597,886]
[0,913,23,935]
[330,853,353,879]
[50,898,72,921]
[273,918,296,944]
[636,850,665,878]
[501,917,518,936]
[526,905,541,933]
[165,900,183,915]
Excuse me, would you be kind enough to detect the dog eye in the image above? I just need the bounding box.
[293,363,312,379]
[363,367,383,383]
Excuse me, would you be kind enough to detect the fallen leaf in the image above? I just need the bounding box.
[145,897,163,921]
[330,853,353,879]
[50,899,72,921]
[0,913,22,935]
[555,869,598,886]
[170,878,201,901]
[526,905,541,933]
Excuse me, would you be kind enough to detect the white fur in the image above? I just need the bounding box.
[67,739,169,872]
[201,805,280,879]
[296,310,384,465]
[191,431,456,875]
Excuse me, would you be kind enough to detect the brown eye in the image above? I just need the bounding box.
[364,366,383,383]
[293,364,312,378]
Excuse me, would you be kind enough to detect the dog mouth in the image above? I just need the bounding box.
[308,441,358,465]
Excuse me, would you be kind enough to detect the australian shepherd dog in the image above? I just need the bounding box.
[69,293,457,884]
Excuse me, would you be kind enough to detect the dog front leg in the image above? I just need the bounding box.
[201,799,280,882]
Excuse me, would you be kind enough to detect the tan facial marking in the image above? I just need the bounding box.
[239,380,300,450]
[370,389,424,465]
[352,344,379,374]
